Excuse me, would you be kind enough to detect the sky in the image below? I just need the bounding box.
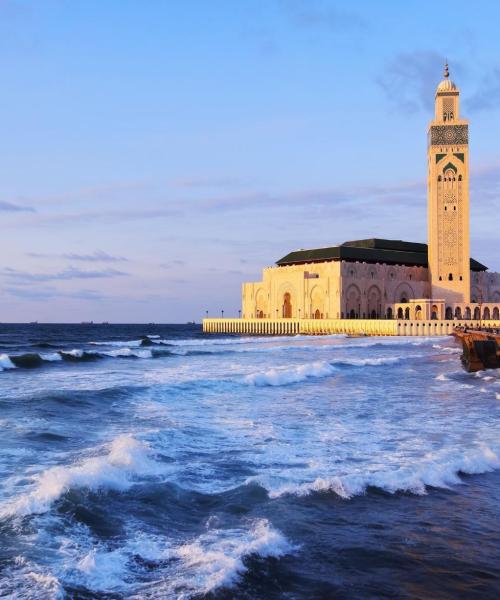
[1,0,500,323]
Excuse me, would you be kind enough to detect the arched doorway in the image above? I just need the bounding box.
[314,309,321,319]
[404,307,410,320]
[345,285,361,320]
[465,306,471,319]
[415,305,423,320]
[283,293,292,318]
[474,307,480,320]
[257,310,264,319]
[386,307,393,319]
[397,307,404,319]
[493,307,500,320]
[454,307,462,319]
[431,305,438,320]
[445,306,453,320]
[484,307,491,320]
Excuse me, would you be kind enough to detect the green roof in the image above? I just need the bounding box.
[276,238,488,272]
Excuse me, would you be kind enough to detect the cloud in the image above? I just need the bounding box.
[0,200,35,212]
[278,0,366,32]
[197,179,425,214]
[32,207,180,227]
[0,266,129,284]
[160,259,186,269]
[466,67,500,112]
[28,250,128,263]
[172,176,255,190]
[377,51,449,113]
[5,286,107,302]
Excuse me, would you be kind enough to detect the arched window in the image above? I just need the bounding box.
[448,273,453,281]
[493,307,499,320]
[404,307,410,320]
[454,307,462,319]
[465,307,471,319]
[445,306,453,320]
[397,307,404,319]
[483,307,491,320]
[387,307,393,319]
[415,305,423,320]
[474,307,480,320]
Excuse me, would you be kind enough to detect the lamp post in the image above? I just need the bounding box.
[221,309,224,319]
[238,309,241,319]
[478,292,483,330]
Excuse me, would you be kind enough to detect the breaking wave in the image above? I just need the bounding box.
[244,361,336,386]
[243,355,411,387]
[262,444,500,500]
[0,435,161,518]
[172,519,294,595]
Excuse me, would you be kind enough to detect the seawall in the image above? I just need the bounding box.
[202,318,500,337]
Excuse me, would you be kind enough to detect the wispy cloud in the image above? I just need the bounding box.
[377,51,449,113]
[172,176,255,190]
[160,260,186,269]
[35,207,180,226]
[1,266,129,283]
[5,286,108,302]
[278,0,366,32]
[466,67,500,112]
[0,200,35,212]
[28,250,129,263]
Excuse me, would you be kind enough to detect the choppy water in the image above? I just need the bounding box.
[0,324,499,599]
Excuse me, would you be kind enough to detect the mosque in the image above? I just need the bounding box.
[204,66,500,335]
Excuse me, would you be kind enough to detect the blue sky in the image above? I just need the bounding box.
[1,0,500,322]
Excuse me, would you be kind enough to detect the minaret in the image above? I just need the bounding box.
[427,63,470,304]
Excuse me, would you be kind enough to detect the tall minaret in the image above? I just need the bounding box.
[427,63,470,304]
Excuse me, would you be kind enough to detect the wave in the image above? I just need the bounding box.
[243,355,411,387]
[172,518,293,594]
[244,361,336,386]
[0,434,161,518]
[37,518,293,597]
[0,347,155,371]
[262,444,500,500]
[88,339,143,348]
[0,353,17,371]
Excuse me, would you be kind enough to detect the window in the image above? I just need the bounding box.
[448,273,453,281]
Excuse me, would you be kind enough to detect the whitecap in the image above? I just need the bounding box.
[0,435,161,518]
[173,519,294,594]
[244,361,336,386]
[61,349,84,358]
[40,353,63,362]
[0,353,16,371]
[89,340,143,348]
[99,348,152,359]
[264,444,500,500]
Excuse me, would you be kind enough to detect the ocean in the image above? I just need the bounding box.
[0,323,499,599]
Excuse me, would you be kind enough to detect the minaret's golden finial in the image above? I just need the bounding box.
[444,61,449,78]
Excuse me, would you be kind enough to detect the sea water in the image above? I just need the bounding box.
[0,324,499,598]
